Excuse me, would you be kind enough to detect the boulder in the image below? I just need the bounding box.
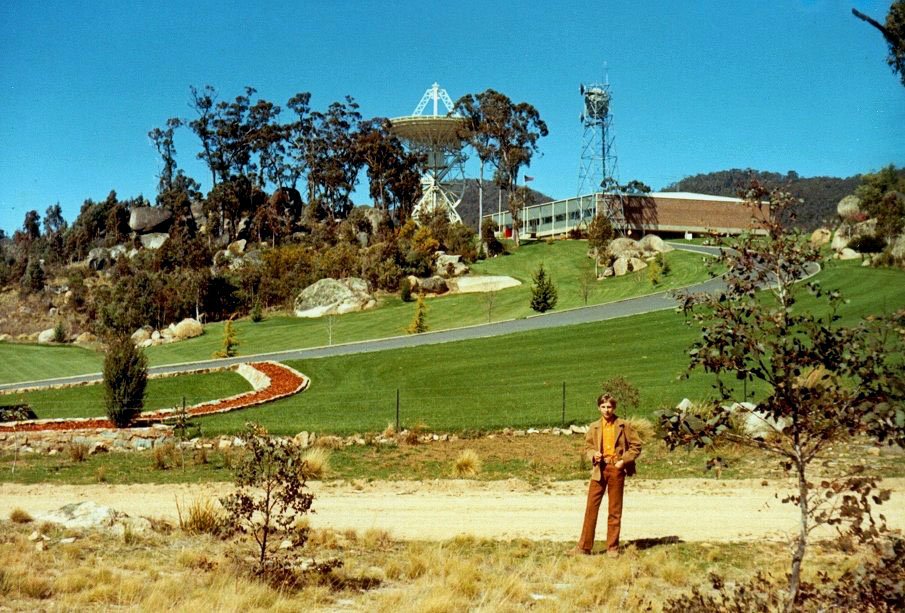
[190,201,207,228]
[609,237,643,259]
[33,501,150,533]
[294,278,376,318]
[891,234,905,260]
[419,276,448,294]
[129,206,172,233]
[836,195,861,219]
[37,328,56,344]
[838,248,860,260]
[227,239,247,256]
[727,402,787,438]
[628,257,647,272]
[75,332,97,345]
[435,253,469,277]
[140,232,169,250]
[173,318,203,340]
[601,267,614,278]
[131,328,151,344]
[831,228,850,251]
[852,218,877,239]
[638,234,672,254]
[109,244,128,260]
[87,248,113,271]
[613,256,630,276]
[810,228,832,247]
[448,275,520,293]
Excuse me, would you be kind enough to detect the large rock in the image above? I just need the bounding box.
[727,402,788,438]
[173,318,203,340]
[129,206,172,233]
[35,501,151,535]
[75,331,97,345]
[831,227,850,251]
[891,234,905,260]
[609,237,643,259]
[852,218,877,238]
[838,248,860,260]
[190,201,207,228]
[628,257,647,272]
[435,252,469,277]
[87,248,114,271]
[810,228,831,247]
[447,275,521,293]
[613,256,630,276]
[227,239,247,256]
[294,278,376,318]
[419,276,448,294]
[837,195,861,219]
[638,234,672,254]
[131,328,151,344]
[140,232,169,250]
[37,328,57,344]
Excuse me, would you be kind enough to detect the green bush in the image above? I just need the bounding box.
[399,277,413,302]
[103,335,148,427]
[530,263,558,313]
[848,234,887,254]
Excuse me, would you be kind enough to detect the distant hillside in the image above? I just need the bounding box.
[452,180,555,230]
[661,169,861,230]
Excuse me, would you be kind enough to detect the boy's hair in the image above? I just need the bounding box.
[596,393,617,407]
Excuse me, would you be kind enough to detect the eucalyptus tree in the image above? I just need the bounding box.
[853,1,905,87]
[453,89,547,246]
[355,118,424,222]
[305,97,364,220]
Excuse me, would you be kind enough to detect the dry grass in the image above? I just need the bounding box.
[8,508,33,523]
[152,442,177,470]
[0,520,880,612]
[176,497,224,536]
[453,449,482,477]
[300,447,331,480]
[625,416,656,443]
[67,442,89,463]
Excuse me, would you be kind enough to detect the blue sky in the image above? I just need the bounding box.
[1,0,902,234]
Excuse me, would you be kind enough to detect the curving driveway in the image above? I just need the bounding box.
[0,244,818,392]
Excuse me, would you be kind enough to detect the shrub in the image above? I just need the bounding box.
[212,318,239,358]
[529,263,557,313]
[52,321,66,343]
[9,508,33,523]
[453,450,482,477]
[601,375,641,412]
[407,293,428,334]
[647,259,662,285]
[481,220,504,257]
[152,442,176,470]
[250,301,264,323]
[399,276,413,302]
[220,423,342,584]
[103,334,148,427]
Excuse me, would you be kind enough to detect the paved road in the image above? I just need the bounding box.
[1,243,815,392]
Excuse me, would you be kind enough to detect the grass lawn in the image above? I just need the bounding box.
[0,370,251,420]
[0,242,714,381]
[192,259,905,436]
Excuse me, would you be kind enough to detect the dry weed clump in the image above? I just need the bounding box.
[625,416,656,443]
[67,442,89,463]
[300,447,331,480]
[176,497,224,536]
[9,508,33,524]
[152,442,177,470]
[453,449,482,477]
[314,435,344,450]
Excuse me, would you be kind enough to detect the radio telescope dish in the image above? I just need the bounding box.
[389,83,467,225]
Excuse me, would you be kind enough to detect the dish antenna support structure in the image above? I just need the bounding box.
[389,83,466,224]
[578,80,625,230]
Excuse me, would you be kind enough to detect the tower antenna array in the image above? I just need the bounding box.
[577,80,625,230]
[389,83,467,224]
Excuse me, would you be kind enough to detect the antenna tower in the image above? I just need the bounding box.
[577,79,625,229]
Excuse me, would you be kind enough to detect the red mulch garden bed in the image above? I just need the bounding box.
[0,362,308,433]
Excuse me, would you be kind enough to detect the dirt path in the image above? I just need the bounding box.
[3,478,904,543]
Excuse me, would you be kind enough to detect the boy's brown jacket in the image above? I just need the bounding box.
[583,418,643,480]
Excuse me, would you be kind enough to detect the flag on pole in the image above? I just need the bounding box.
[524,175,534,183]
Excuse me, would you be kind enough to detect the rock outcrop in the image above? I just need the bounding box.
[128,206,173,233]
[294,278,376,318]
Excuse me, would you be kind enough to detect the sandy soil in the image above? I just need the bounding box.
[3,478,904,544]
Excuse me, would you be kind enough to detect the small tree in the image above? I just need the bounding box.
[482,289,497,323]
[407,292,428,334]
[662,181,905,610]
[530,263,558,313]
[578,264,595,305]
[220,423,340,583]
[52,321,66,343]
[587,213,614,278]
[481,219,504,257]
[213,318,239,358]
[103,335,148,427]
[600,376,641,413]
